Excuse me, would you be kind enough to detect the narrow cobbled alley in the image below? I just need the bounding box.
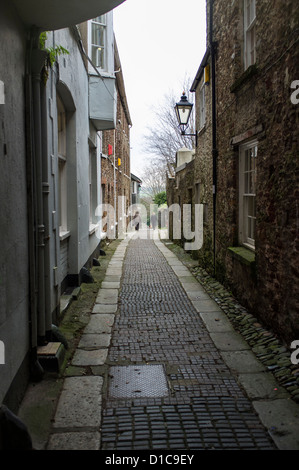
[100,235,275,450]
[40,230,299,452]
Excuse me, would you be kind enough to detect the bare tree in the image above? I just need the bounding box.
[140,163,166,199]
[143,78,195,166]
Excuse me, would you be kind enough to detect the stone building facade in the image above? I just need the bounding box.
[167,0,299,344]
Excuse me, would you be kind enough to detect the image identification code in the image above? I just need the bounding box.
[105,454,195,466]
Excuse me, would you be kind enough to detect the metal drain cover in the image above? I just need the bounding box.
[108,365,169,398]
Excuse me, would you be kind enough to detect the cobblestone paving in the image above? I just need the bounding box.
[101,237,276,450]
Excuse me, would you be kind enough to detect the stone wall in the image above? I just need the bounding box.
[211,0,299,343]
[192,55,214,271]
[168,0,299,344]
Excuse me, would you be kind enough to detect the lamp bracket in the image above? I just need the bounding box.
[181,130,198,147]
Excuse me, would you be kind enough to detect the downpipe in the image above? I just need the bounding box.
[25,33,39,377]
[25,27,48,379]
[31,35,47,345]
[210,0,218,278]
[40,78,52,340]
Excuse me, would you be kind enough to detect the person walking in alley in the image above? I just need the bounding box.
[132,211,141,231]
[150,212,157,230]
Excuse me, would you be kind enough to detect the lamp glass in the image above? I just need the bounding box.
[174,93,193,127]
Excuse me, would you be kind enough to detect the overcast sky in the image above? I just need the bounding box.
[113,0,207,177]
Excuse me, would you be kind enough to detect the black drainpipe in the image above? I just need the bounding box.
[25,26,47,380]
[210,0,218,277]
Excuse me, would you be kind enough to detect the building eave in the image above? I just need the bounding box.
[12,0,126,31]
[190,47,211,92]
[131,173,142,184]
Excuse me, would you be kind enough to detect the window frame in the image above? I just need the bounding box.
[239,139,258,250]
[198,82,206,130]
[244,0,256,70]
[57,94,68,235]
[90,15,107,70]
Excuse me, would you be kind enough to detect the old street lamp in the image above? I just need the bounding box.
[174,92,197,146]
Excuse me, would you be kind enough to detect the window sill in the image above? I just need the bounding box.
[227,246,255,267]
[197,125,206,138]
[59,230,71,241]
[89,223,99,236]
[230,64,258,94]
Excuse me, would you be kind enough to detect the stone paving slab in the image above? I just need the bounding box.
[48,431,101,450]
[187,290,213,300]
[92,304,117,314]
[52,376,103,429]
[171,267,193,276]
[238,372,289,400]
[95,289,119,304]
[253,399,299,450]
[210,331,251,351]
[180,282,204,291]
[167,259,184,266]
[72,348,108,366]
[103,275,122,282]
[191,299,222,313]
[78,333,111,349]
[84,314,115,333]
[106,268,122,276]
[200,311,235,333]
[101,281,121,289]
[178,276,198,283]
[220,350,266,373]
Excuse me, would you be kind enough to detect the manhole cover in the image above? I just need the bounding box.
[108,365,169,398]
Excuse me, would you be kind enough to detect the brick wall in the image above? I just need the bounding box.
[102,79,131,237]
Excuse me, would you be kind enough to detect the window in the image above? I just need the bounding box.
[91,15,106,69]
[57,95,67,234]
[89,146,98,228]
[244,0,256,69]
[199,83,206,129]
[239,141,257,249]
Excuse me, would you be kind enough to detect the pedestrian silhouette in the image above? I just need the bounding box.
[151,212,157,230]
[132,211,141,231]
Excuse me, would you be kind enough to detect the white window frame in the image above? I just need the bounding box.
[90,15,107,70]
[199,82,206,130]
[239,140,257,250]
[244,0,256,70]
[57,95,68,236]
[88,12,114,76]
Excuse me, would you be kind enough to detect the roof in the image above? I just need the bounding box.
[190,47,211,92]
[131,173,142,184]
